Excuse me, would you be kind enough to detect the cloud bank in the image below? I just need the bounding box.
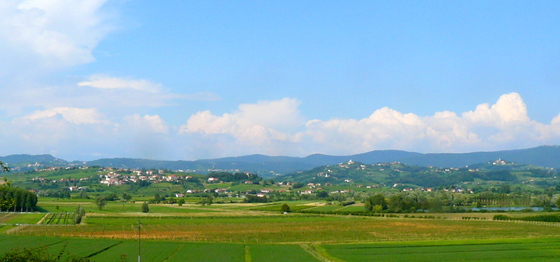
[1,89,559,160]
[181,93,560,157]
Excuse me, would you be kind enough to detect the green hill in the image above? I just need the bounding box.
[3,145,560,175]
[277,159,558,189]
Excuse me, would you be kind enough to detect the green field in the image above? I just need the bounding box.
[323,238,560,262]
[4,199,560,261]
[2,234,560,261]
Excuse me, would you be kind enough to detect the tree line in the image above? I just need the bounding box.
[0,184,38,212]
[362,190,560,213]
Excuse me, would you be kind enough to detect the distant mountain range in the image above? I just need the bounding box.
[2,145,560,176]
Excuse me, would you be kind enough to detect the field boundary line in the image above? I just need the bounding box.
[300,244,345,262]
[84,241,123,258]
[6,224,27,234]
[494,219,560,227]
[37,213,50,225]
[162,244,183,261]
[37,213,49,224]
[244,245,252,262]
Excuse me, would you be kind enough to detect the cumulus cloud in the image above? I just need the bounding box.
[305,107,428,153]
[125,114,169,134]
[304,92,545,154]
[3,93,560,161]
[0,0,112,69]
[0,107,117,160]
[179,93,560,157]
[463,92,530,127]
[181,98,305,143]
[120,114,174,160]
[0,110,178,160]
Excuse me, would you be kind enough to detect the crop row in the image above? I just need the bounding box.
[41,213,74,225]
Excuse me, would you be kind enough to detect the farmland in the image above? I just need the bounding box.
[4,163,560,261]
[2,200,560,261]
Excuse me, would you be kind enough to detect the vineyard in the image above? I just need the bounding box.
[40,212,75,225]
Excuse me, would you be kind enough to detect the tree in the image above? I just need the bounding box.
[79,190,89,199]
[316,191,329,199]
[0,185,38,212]
[244,194,268,203]
[122,192,132,202]
[73,206,85,224]
[388,194,407,213]
[292,182,305,189]
[94,196,107,210]
[0,161,8,173]
[364,193,388,212]
[154,193,163,203]
[199,196,213,206]
[141,202,149,213]
[281,203,291,213]
[177,199,185,206]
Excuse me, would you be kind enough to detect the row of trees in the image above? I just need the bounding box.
[207,172,262,183]
[363,190,560,213]
[1,164,37,212]
[0,183,38,212]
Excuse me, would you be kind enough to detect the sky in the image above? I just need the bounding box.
[1,0,560,161]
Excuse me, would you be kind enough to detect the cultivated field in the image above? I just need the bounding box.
[2,200,560,261]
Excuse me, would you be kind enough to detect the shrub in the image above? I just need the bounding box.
[493,214,511,220]
[141,202,149,213]
[281,203,291,213]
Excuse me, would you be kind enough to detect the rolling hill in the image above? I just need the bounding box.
[2,145,560,175]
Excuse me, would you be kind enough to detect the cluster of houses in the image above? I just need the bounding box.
[99,170,192,186]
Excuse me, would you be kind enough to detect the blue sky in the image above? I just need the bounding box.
[1,0,560,161]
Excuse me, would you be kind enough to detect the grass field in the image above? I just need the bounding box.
[0,213,45,224]
[4,200,560,261]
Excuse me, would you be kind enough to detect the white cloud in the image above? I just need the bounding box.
[0,107,117,160]
[125,114,169,134]
[463,92,530,127]
[181,98,304,140]
[178,93,560,157]
[75,75,221,107]
[304,93,541,154]
[22,107,107,124]
[78,75,162,93]
[0,0,111,68]
[424,111,480,149]
[180,98,305,156]
[3,93,560,161]
[305,107,429,154]
[121,114,174,160]
[0,0,112,69]
[0,110,177,160]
